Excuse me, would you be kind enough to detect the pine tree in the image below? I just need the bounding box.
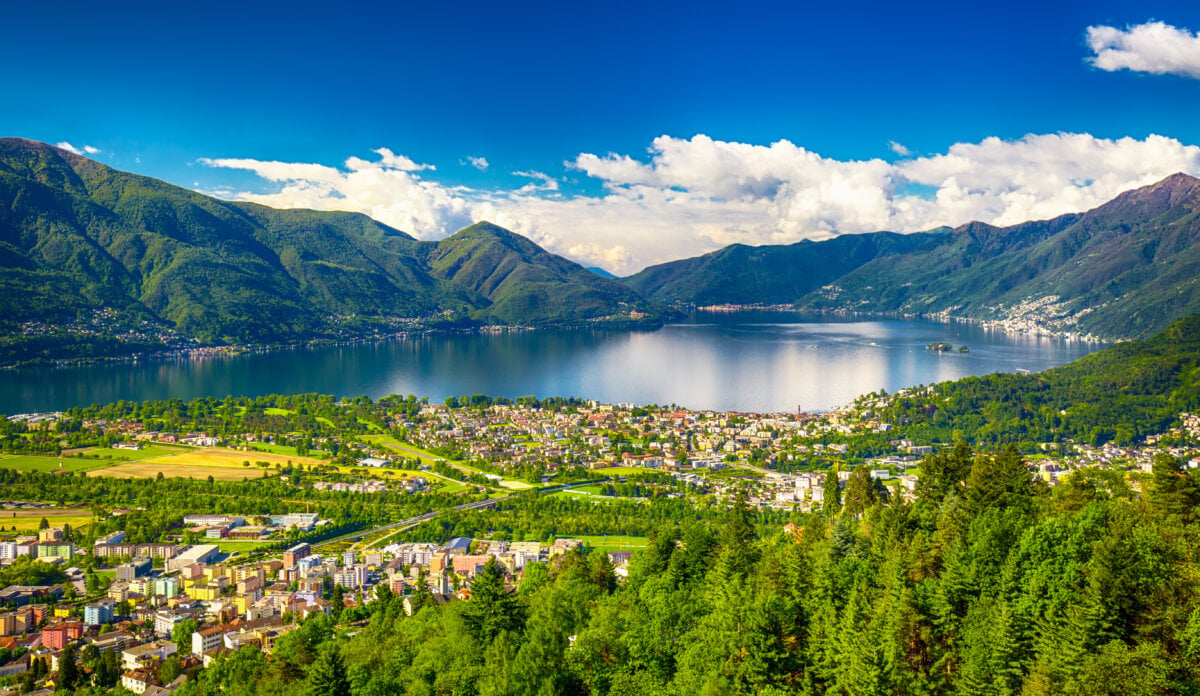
[823,467,841,515]
[330,584,345,622]
[842,466,877,519]
[716,488,759,578]
[57,643,79,692]
[465,556,522,643]
[305,645,351,696]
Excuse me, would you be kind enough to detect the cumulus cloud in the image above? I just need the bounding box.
[465,156,490,171]
[201,133,1200,275]
[55,141,100,156]
[512,170,560,193]
[1087,21,1200,79]
[199,150,472,239]
[889,141,912,157]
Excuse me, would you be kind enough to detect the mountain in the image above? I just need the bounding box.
[0,139,662,361]
[622,173,1200,339]
[623,230,949,305]
[801,173,1200,338]
[586,266,616,279]
[420,223,657,326]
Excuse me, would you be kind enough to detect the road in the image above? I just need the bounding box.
[314,496,502,550]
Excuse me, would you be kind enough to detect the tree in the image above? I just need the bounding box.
[57,643,79,691]
[38,517,49,531]
[330,584,345,622]
[172,618,198,653]
[716,488,759,578]
[465,556,522,643]
[305,644,350,696]
[159,653,183,683]
[1151,453,1200,521]
[842,466,880,519]
[823,467,841,514]
[95,648,120,688]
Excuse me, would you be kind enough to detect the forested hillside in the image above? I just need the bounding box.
[0,139,662,361]
[867,312,1200,448]
[174,454,1200,695]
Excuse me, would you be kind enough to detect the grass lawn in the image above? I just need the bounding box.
[578,535,648,552]
[215,540,276,553]
[361,435,446,464]
[0,508,94,534]
[587,467,650,477]
[263,407,294,416]
[0,454,117,473]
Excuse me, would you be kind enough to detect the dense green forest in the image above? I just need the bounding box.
[170,445,1200,696]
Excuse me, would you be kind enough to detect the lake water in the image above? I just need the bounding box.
[0,312,1103,414]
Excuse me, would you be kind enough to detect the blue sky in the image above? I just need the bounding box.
[6,0,1200,272]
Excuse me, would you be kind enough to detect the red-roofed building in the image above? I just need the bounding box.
[42,621,83,650]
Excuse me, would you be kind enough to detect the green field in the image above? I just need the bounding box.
[361,435,530,490]
[0,454,116,473]
[578,535,647,553]
[587,466,651,477]
[215,540,276,553]
[361,435,442,463]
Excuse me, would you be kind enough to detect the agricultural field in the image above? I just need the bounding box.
[87,447,327,482]
[0,507,94,533]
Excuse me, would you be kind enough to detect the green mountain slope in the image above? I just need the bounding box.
[0,138,483,343]
[869,311,1200,447]
[622,173,1200,339]
[801,173,1200,338]
[419,222,659,326]
[623,230,949,305]
[0,139,663,359]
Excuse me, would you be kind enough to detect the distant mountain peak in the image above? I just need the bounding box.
[1089,171,1200,220]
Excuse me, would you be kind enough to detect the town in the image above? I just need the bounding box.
[0,391,1198,693]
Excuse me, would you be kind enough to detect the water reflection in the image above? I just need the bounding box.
[0,313,1103,413]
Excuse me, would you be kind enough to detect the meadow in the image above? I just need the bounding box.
[0,507,94,533]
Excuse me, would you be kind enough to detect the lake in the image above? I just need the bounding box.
[0,312,1103,414]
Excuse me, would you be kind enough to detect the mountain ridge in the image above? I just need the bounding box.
[622,172,1200,339]
[3,137,1200,366]
[0,139,662,364]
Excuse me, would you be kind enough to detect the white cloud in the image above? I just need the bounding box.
[200,133,1200,275]
[1087,21,1200,79]
[465,156,489,171]
[512,170,559,194]
[55,141,100,156]
[889,141,912,157]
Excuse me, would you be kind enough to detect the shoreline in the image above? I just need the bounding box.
[691,304,1114,343]
[0,319,666,372]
